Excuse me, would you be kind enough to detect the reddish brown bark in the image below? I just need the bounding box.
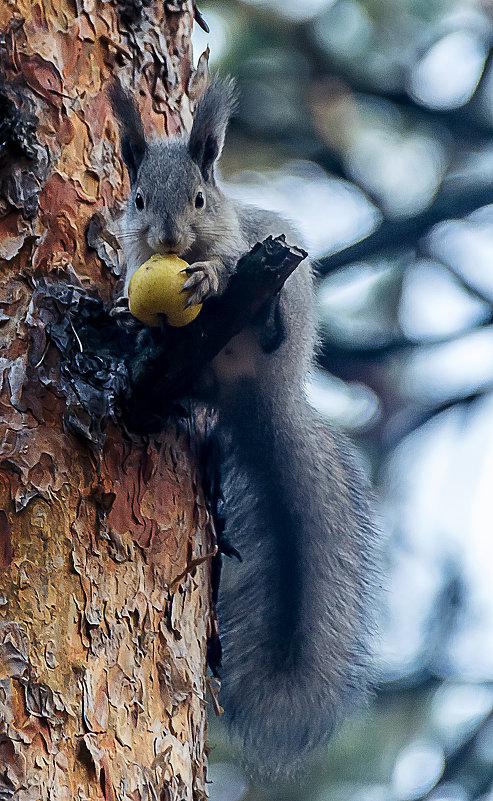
[0,1,212,798]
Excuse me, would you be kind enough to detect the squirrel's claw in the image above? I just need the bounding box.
[184,288,206,308]
[110,298,143,331]
[181,271,204,291]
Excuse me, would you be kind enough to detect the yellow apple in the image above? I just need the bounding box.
[128,254,202,328]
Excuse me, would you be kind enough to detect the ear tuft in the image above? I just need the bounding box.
[109,82,147,185]
[188,78,238,181]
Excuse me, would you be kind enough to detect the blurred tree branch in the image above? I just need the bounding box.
[318,176,493,273]
[302,28,493,142]
[417,707,493,799]
[381,384,493,451]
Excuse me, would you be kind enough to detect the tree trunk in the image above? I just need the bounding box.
[0,2,212,799]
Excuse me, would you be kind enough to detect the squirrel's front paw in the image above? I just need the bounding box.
[181,261,222,307]
[110,297,144,331]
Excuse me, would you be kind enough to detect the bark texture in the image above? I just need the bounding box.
[0,1,212,798]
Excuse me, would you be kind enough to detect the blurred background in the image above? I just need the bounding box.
[192,1,493,798]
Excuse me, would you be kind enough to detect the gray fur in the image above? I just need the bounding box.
[110,83,147,184]
[189,78,238,180]
[113,80,379,780]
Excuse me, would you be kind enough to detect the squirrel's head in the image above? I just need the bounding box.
[111,80,238,274]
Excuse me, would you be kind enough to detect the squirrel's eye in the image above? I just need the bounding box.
[195,192,205,209]
[135,192,145,211]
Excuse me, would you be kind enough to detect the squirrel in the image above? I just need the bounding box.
[111,79,379,780]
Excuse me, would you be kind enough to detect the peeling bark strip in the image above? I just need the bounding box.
[0,1,212,799]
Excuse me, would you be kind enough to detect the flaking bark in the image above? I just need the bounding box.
[0,1,212,798]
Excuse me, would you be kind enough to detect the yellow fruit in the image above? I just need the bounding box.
[128,254,203,328]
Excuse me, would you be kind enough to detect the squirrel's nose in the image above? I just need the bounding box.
[158,236,179,253]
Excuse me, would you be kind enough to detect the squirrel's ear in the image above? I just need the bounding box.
[188,78,238,181]
[109,82,147,185]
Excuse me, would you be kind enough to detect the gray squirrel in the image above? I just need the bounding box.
[111,79,378,780]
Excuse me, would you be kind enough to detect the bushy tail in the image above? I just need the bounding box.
[216,391,378,780]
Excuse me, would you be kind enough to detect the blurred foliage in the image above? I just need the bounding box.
[192,1,493,799]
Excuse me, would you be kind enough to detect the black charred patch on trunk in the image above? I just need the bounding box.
[116,0,152,28]
[0,81,47,221]
[28,278,151,447]
[0,512,13,569]
[0,90,37,163]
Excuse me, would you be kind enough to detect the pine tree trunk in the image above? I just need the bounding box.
[0,2,212,798]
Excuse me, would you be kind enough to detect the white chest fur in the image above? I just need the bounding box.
[212,328,262,384]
